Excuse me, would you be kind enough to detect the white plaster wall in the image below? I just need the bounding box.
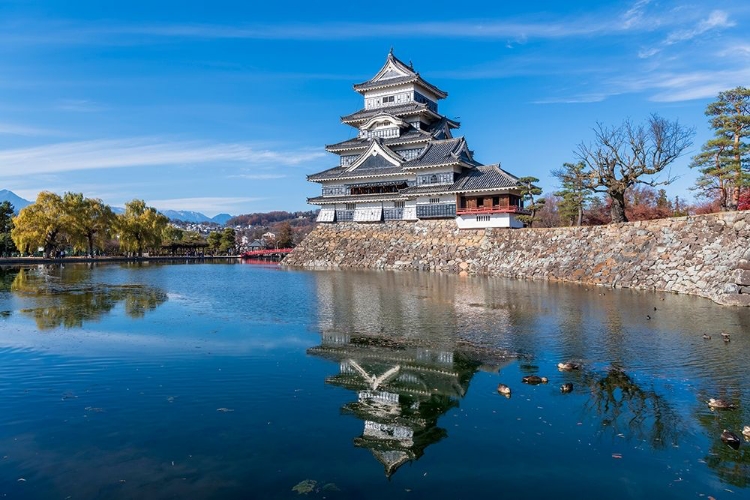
[416,195,454,204]
[456,213,523,229]
[403,200,417,220]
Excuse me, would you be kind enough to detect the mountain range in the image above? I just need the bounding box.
[0,189,232,224]
[0,190,32,213]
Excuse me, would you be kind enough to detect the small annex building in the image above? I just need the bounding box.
[307,51,529,229]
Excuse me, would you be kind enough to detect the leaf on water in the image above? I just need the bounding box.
[292,479,317,495]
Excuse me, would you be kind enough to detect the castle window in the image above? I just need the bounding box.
[345,203,356,211]
[394,201,405,209]
[382,95,395,103]
[429,198,440,204]
[429,174,438,184]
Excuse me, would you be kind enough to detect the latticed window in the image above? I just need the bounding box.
[336,210,354,221]
[345,203,356,211]
[417,172,453,185]
[417,203,456,218]
[322,185,346,196]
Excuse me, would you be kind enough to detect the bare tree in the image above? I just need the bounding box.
[576,115,694,223]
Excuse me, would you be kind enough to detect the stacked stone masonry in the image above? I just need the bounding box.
[284,211,750,306]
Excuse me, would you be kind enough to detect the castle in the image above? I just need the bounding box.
[307,50,528,229]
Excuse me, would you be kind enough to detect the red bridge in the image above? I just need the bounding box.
[240,248,294,259]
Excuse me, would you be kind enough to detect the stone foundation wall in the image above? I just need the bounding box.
[283,211,750,306]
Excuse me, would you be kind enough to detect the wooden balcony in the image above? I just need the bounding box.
[456,205,530,216]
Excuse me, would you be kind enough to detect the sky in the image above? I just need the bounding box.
[0,0,748,216]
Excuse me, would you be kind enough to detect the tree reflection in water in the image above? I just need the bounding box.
[584,367,684,449]
[8,266,167,329]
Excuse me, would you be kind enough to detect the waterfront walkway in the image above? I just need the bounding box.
[0,255,240,265]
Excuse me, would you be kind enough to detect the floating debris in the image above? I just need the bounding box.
[522,376,548,385]
[216,408,234,412]
[496,384,511,397]
[292,479,317,495]
[84,406,105,413]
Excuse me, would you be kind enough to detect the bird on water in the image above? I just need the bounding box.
[708,398,737,410]
[722,430,741,450]
[522,375,548,385]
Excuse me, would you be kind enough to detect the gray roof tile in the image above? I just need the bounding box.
[352,52,448,99]
[341,103,430,123]
[453,165,520,190]
[400,165,520,195]
[308,193,405,204]
[325,128,434,152]
[307,164,406,182]
[403,138,477,169]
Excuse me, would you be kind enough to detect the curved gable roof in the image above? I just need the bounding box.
[353,51,448,99]
[346,139,403,172]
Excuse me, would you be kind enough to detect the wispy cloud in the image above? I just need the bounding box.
[56,99,107,112]
[608,65,750,102]
[634,9,736,60]
[0,122,59,136]
[230,173,288,180]
[148,196,265,215]
[532,94,610,105]
[637,47,660,59]
[0,138,325,177]
[621,0,652,29]
[718,43,750,58]
[0,10,687,46]
[665,10,734,44]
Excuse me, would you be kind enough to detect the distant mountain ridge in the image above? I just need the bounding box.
[160,210,232,224]
[0,190,31,213]
[0,189,231,224]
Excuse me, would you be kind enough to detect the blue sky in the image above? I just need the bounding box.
[1,0,748,216]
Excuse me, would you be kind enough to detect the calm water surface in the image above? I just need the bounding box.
[1,262,749,499]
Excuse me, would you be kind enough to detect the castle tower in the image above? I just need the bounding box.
[307,51,530,229]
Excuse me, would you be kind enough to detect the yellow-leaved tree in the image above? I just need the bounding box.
[116,199,169,257]
[11,191,66,258]
[63,193,116,257]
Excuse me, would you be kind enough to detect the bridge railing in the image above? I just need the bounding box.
[240,248,294,258]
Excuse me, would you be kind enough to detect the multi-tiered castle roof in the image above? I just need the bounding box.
[308,51,529,229]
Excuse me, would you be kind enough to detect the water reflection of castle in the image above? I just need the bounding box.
[307,272,517,477]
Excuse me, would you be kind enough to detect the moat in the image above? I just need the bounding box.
[1,262,749,499]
